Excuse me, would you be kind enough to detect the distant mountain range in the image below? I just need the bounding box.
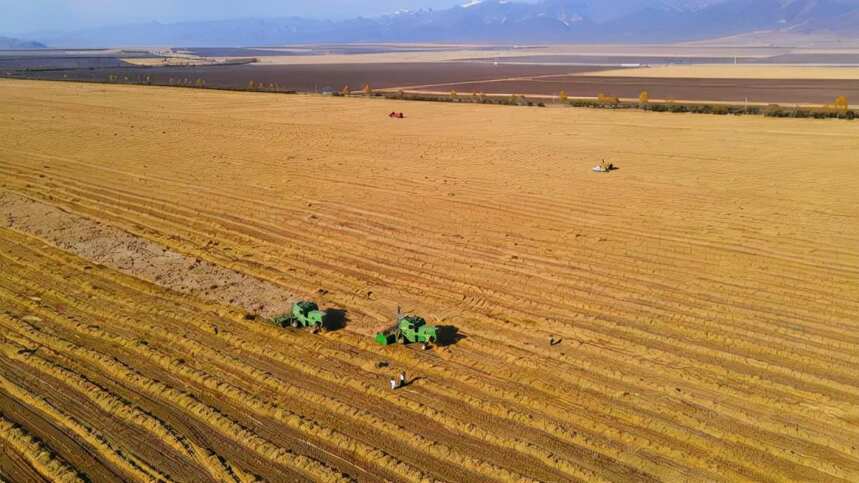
[0,36,46,49]
[22,0,859,47]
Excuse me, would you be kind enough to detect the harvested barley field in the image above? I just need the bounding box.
[1,79,859,482]
[583,65,859,80]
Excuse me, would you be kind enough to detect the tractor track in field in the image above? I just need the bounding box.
[8,173,859,476]
[1,164,859,482]
[0,229,566,482]
[1,79,859,481]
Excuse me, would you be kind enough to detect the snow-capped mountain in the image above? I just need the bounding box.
[28,0,859,47]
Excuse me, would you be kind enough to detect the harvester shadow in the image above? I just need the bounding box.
[401,376,425,388]
[323,309,348,332]
[436,326,465,347]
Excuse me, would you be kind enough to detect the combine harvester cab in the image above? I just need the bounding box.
[374,313,439,346]
[272,300,327,331]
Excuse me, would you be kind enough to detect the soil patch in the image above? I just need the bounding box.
[6,62,605,92]
[0,191,294,318]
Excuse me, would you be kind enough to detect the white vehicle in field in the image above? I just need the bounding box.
[593,160,615,173]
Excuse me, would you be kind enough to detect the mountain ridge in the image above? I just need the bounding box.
[22,0,859,47]
[0,36,47,49]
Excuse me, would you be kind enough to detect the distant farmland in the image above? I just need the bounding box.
[8,62,602,92]
[7,61,859,105]
[1,79,859,481]
[5,44,859,105]
[432,75,859,105]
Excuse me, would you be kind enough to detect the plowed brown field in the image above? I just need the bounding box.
[1,79,858,482]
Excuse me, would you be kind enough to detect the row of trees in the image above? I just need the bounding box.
[829,96,850,110]
[563,90,848,112]
[387,88,854,119]
[89,74,855,115]
[173,78,205,86]
[106,75,205,87]
[248,80,282,91]
[106,74,154,85]
[567,95,855,119]
[559,89,650,104]
[339,84,373,95]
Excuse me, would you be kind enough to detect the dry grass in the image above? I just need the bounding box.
[0,413,85,483]
[0,79,858,481]
[0,369,174,482]
[584,64,859,80]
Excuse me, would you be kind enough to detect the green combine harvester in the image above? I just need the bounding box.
[374,307,439,346]
[272,300,326,331]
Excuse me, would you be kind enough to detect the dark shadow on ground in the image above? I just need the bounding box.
[324,309,348,332]
[435,325,464,346]
[594,165,620,173]
[400,376,425,388]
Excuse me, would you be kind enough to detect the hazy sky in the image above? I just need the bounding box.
[1,0,471,35]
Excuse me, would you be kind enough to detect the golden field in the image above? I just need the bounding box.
[1,79,858,482]
[583,64,859,80]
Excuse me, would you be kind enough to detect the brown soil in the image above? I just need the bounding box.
[8,62,604,92]
[0,191,295,318]
[432,75,859,104]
